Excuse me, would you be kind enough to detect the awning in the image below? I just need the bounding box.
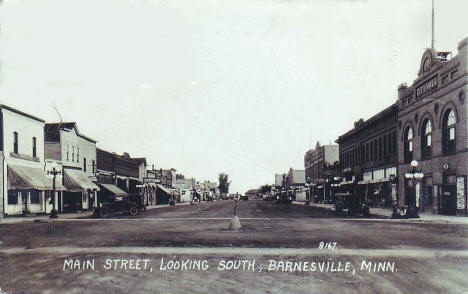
[339,180,354,186]
[157,184,173,195]
[99,184,128,196]
[7,164,65,191]
[64,169,100,192]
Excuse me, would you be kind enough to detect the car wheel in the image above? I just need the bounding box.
[99,207,109,218]
[129,206,139,216]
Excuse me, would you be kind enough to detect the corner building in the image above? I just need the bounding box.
[397,37,468,216]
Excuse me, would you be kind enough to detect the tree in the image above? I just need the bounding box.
[218,173,230,194]
[259,185,271,194]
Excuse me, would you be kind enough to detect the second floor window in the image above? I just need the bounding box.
[72,146,75,162]
[67,145,69,161]
[92,160,95,174]
[13,132,18,154]
[442,109,456,155]
[32,137,37,158]
[83,157,87,172]
[421,119,432,159]
[404,127,413,163]
[77,147,80,163]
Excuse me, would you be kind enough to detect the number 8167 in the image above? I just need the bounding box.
[319,242,337,250]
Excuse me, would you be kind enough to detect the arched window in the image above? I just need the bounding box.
[442,110,456,154]
[404,127,413,163]
[421,119,432,159]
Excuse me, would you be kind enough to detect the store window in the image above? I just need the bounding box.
[30,190,40,204]
[442,109,456,155]
[404,127,413,163]
[8,190,18,204]
[421,119,432,159]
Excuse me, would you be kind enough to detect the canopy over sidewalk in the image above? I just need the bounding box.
[7,164,65,190]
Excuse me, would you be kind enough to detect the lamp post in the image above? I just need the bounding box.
[47,162,61,219]
[404,160,424,218]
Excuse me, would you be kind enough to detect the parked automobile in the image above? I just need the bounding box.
[94,194,143,218]
[240,194,248,201]
[334,192,370,217]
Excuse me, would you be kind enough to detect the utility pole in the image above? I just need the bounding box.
[431,0,434,50]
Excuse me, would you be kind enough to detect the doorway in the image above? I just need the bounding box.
[440,174,457,215]
[21,191,28,213]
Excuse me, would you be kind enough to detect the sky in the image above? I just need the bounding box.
[1,0,467,193]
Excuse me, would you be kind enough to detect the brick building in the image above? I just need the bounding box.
[304,142,339,203]
[397,37,468,216]
[336,103,398,208]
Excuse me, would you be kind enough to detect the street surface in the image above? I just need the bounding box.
[1,199,467,294]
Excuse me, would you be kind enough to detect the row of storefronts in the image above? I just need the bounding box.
[304,37,468,216]
[0,104,173,217]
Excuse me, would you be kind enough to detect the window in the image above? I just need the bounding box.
[442,109,456,155]
[373,139,377,161]
[30,190,40,204]
[67,145,69,161]
[392,131,396,155]
[77,147,80,163]
[13,132,18,154]
[72,146,75,162]
[8,190,18,204]
[378,137,383,160]
[92,160,95,174]
[421,119,432,159]
[404,127,413,163]
[83,157,87,172]
[32,137,37,158]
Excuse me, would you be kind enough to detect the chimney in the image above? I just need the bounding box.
[398,83,408,100]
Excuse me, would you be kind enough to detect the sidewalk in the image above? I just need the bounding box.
[0,202,192,224]
[305,202,468,224]
[0,210,94,224]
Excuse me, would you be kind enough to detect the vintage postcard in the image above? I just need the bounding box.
[0,0,467,293]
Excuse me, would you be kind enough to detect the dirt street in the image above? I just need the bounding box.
[1,200,467,294]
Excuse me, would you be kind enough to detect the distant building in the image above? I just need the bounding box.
[285,168,305,188]
[304,142,339,203]
[275,174,285,187]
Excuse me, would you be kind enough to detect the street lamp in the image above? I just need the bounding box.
[47,161,61,219]
[404,160,424,218]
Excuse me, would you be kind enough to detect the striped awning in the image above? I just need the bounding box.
[64,169,100,192]
[99,184,127,196]
[7,164,65,191]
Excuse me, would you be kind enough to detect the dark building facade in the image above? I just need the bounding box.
[304,142,339,203]
[397,37,468,216]
[336,103,398,208]
[96,148,141,194]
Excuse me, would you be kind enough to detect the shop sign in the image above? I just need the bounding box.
[416,76,438,98]
[456,176,466,210]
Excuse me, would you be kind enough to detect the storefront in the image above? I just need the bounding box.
[6,164,65,215]
[63,168,99,212]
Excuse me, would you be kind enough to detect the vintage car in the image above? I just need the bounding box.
[94,184,145,218]
[94,194,144,218]
[334,192,370,216]
[240,194,248,201]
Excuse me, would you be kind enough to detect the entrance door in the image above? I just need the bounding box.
[21,191,28,213]
[440,185,457,215]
